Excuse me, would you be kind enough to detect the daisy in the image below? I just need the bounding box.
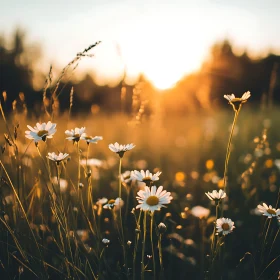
[47,152,69,164]
[121,171,133,184]
[224,91,251,103]
[65,127,86,142]
[102,238,110,245]
[191,206,210,219]
[257,203,280,218]
[96,197,108,206]
[25,121,56,142]
[51,177,68,192]
[103,198,124,210]
[158,222,167,233]
[216,217,235,235]
[81,135,103,144]
[136,186,173,212]
[131,170,162,184]
[108,142,135,158]
[205,190,226,202]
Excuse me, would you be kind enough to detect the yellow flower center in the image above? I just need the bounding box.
[267,209,276,215]
[146,196,159,206]
[37,130,48,137]
[108,199,115,204]
[222,223,230,231]
[142,177,152,181]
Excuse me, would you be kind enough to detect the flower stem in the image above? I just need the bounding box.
[141,211,147,280]
[150,213,156,280]
[158,234,163,273]
[118,158,127,272]
[223,103,242,195]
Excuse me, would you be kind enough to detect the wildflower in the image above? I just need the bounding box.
[81,135,103,144]
[191,206,210,219]
[96,197,108,206]
[25,121,56,142]
[108,142,135,158]
[224,91,251,103]
[47,152,69,164]
[131,170,162,185]
[127,240,132,246]
[51,177,68,192]
[205,190,226,203]
[136,186,173,212]
[158,222,167,234]
[103,198,123,210]
[216,217,235,235]
[121,170,133,184]
[65,127,86,142]
[102,238,110,245]
[257,203,280,218]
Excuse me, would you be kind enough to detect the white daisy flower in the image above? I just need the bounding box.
[216,217,235,235]
[65,127,86,142]
[224,91,251,103]
[108,142,135,158]
[205,190,226,202]
[103,198,124,210]
[191,206,210,219]
[51,177,68,192]
[102,238,110,245]
[131,170,162,184]
[136,186,173,212]
[121,171,133,184]
[257,203,280,218]
[96,197,108,205]
[81,135,103,144]
[47,152,69,164]
[25,121,56,142]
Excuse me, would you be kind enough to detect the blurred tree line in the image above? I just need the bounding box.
[1,30,280,117]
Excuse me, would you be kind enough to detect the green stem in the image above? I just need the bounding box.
[77,142,81,193]
[118,158,127,272]
[223,103,242,195]
[150,213,156,280]
[141,211,147,280]
[158,234,163,273]
[209,204,219,279]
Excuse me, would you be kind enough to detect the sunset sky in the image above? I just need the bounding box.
[1,0,280,89]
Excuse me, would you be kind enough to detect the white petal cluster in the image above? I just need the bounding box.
[25,121,56,142]
[224,91,251,103]
[96,197,108,205]
[257,203,280,218]
[121,171,133,184]
[81,135,103,144]
[108,142,135,156]
[191,206,210,219]
[65,127,86,142]
[216,218,235,235]
[47,152,69,163]
[131,170,162,183]
[136,186,172,212]
[103,198,123,210]
[205,190,226,201]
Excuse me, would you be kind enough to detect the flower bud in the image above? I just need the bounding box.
[158,222,167,234]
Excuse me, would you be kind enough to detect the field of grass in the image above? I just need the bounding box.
[0,97,280,279]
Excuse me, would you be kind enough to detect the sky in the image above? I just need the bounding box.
[1,0,280,89]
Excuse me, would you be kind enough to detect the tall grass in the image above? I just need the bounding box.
[0,46,279,280]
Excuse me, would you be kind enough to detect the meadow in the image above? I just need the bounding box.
[0,43,280,280]
[0,95,280,280]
